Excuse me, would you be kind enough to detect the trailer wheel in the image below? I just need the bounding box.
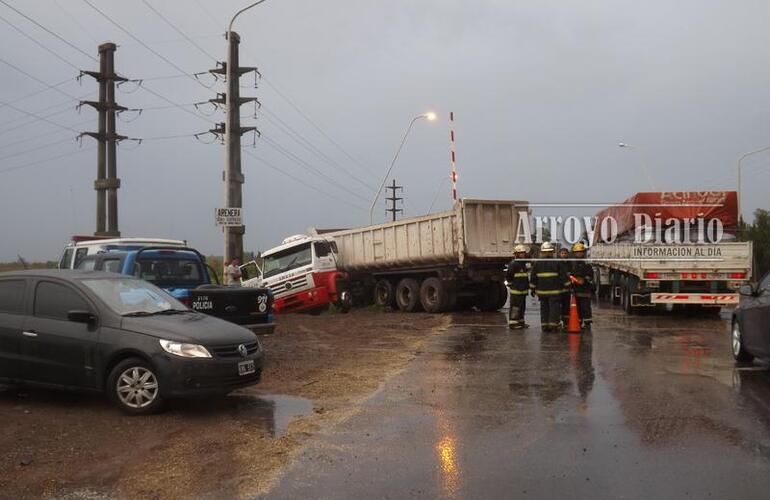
[622,285,637,315]
[420,277,448,313]
[396,278,422,312]
[476,283,506,312]
[374,279,396,309]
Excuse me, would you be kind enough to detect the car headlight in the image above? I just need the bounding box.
[159,339,212,358]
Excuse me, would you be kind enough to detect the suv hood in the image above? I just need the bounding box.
[120,312,257,345]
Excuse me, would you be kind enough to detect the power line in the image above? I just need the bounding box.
[0,135,78,162]
[0,11,81,70]
[0,98,80,133]
[0,57,79,101]
[140,0,218,62]
[261,134,371,204]
[0,91,92,135]
[261,106,377,192]
[80,0,211,92]
[0,119,91,151]
[0,145,94,175]
[243,149,367,212]
[0,0,98,62]
[0,75,74,109]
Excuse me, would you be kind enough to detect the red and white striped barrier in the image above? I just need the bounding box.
[651,293,738,305]
[449,111,458,203]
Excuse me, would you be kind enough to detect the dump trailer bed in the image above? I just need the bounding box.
[328,199,529,272]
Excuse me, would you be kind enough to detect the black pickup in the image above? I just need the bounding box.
[189,286,272,330]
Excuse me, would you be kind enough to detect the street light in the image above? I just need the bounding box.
[736,145,770,223]
[369,112,437,225]
[618,142,656,190]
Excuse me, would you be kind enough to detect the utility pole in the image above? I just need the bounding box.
[210,31,257,264]
[385,179,403,222]
[80,42,126,237]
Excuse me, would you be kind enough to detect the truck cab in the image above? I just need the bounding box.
[77,247,275,333]
[240,234,351,314]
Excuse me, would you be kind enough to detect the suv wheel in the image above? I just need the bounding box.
[108,358,163,415]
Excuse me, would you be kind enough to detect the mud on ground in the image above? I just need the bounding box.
[0,310,449,499]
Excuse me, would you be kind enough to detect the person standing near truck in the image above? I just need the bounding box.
[558,246,573,329]
[570,242,594,330]
[505,244,531,330]
[530,242,568,332]
[225,258,242,286]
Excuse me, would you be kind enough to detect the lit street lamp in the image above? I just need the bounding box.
[618,142,656,190]
[736,145,770,223]
[369,112,437,225]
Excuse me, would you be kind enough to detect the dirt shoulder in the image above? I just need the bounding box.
[0,310,449,499]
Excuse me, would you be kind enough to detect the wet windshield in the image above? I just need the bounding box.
[136,257,203,287]
[262,243,312,278]
[81,278,186,316]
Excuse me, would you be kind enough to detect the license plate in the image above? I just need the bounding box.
[238,360,255,376]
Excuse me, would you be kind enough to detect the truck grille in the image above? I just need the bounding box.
[209,341,260,358]
[271,275,310,298]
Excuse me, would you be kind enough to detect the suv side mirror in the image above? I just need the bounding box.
[68,310,95,324]
[738,284,755,297]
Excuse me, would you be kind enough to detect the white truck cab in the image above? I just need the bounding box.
[59,236,187,270]
[240,234,350,314]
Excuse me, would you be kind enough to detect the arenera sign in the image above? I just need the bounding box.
[215,207,242,227]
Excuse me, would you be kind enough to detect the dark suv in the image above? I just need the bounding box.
[0,270,264,414]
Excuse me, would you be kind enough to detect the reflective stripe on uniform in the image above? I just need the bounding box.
[513,272,529,278]
[535,289,563,295]
[509,289,529,295]
[536,272,559,278]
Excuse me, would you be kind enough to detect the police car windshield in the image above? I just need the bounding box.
[263,243,312,278]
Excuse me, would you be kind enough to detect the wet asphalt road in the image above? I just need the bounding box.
[266,301,770,499]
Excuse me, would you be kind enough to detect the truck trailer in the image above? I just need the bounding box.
[590,191,752,314]
[241,198,529,313]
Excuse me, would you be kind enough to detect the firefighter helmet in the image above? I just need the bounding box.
[540,242,555,253]
[572,242,587,252]
[514,244,528,254]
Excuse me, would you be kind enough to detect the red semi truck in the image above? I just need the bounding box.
[590,191,752,314]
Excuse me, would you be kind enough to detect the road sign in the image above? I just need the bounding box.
[215,208,242,227]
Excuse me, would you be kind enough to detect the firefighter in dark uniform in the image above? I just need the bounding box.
[558,246,573,329]
[530,242,569,332]
[505,244,530,329]
[570,242,594,330]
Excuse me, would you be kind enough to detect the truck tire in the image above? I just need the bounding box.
[374,279,396,309]
[396,278,422,312]
[622,285,636,315]
[475,283,505,312]
[420,277,448,313]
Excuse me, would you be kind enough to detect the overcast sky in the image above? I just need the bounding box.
[1,0,769,261]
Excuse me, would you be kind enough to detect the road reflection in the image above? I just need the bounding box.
[434,409,460,497]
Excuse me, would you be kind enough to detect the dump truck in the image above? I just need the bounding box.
[590,191,752,314]
[241,198,529,313]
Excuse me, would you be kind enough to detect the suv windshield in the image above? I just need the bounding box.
[136,256,203,287]
[263,243,312,278]
[82,278,186,315]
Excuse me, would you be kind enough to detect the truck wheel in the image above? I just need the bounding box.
[494,282,509,310]
[374,279,396,308]
[622,286,636,315]
[396,278,422,312]
[475,283,504,312]
[420,277,448,313]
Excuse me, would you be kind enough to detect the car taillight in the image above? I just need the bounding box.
[644,272,659,279]
[729,272,746,280]
[179,296,191,307]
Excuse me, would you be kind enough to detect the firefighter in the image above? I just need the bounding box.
[570,242,594,330]
[530,242,568,332]
[505,244,530,329]
[558,246,573,328]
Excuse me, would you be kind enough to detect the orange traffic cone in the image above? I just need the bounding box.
[566,293,582,334]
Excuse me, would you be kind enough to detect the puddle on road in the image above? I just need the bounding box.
[228,394,313,438]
